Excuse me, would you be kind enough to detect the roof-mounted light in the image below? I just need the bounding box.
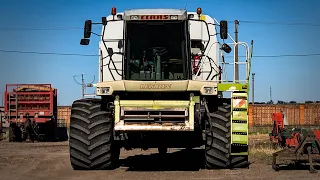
[196,8,202,15]
[111,7,117,16]
[170,15,178,20]
[130,15,139,20]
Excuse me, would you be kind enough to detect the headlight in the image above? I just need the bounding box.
[170,15,178,20]
[204,87,213,94]
[130,15,139,20]
[101,87,110,94]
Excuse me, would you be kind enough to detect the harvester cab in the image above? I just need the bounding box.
[80,8,234,82]
[70,7,253,171]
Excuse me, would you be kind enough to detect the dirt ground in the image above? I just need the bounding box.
[0,140,319,180]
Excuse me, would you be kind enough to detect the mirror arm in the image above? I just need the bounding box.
[91,32,102,36]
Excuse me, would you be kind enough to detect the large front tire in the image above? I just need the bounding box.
[69,98,120,170]
[205,101,231,169]
[205,99,249,169]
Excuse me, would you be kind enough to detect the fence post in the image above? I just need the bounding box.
[248,105,253,127]
[299,104,305,125]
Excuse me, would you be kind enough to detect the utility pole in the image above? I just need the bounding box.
[81,74,85,99]
[73,74,96,98]
[270,86,273,104]
[252,73,255,104]
[234,20,239,83]
[0,90,3,106]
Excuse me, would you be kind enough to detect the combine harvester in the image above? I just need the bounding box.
[269,111,320,173]
[69,7,254,170]
[3,84,67,142]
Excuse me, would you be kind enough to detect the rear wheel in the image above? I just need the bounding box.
[69,98,120,170]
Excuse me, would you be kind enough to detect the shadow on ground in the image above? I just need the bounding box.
[120,149,205,171]
[277,164,320,172]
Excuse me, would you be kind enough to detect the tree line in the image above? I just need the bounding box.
[249,100,320,105]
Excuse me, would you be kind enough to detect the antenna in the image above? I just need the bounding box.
[73,73,96,98]
[234,20,239,83]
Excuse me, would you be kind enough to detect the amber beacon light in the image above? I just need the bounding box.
[196,7,202,15]
[111,7,117,15]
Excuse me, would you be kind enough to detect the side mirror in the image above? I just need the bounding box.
[80,38,90,45]
[118,40,123,49]
[84,20,92,38]
[221,43,232,53]
[219,20,228,40]
[107,48,114,56]
[102,17,107,25]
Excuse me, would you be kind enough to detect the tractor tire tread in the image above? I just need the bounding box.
[205,102,231,169]
[205,99,249,169]
[69,98,119,170]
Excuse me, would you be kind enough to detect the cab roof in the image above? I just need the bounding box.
[124,9,187,16]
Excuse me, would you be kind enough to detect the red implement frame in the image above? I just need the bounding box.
[272,112,285,133]
[270,112,285,144]
[4,84,57,124]
[314,130,320,141]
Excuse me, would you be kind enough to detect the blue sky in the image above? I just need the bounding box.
[0,0,319,105]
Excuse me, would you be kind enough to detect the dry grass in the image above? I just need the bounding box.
[249,127,271,135]
[249,146,281,164]
[249,133,269,141]
[248,133,281,163]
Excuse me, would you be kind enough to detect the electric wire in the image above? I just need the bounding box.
[239,20,320,27]
[0,20,320,31]
[0,49,319,58]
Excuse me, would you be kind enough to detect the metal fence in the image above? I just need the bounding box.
[249,104,320,126]
[56,104,320,128]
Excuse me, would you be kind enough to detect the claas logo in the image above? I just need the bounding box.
[140,15,169,20]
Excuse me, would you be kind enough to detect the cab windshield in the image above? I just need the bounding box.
[124,20,190,80]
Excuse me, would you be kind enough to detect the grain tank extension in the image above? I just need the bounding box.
[70,7,253,170]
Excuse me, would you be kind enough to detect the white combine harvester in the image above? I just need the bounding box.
[70,7,253,170]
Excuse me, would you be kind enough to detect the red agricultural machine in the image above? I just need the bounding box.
[3,84,66,142]
[269,111,320,173]
[0,109,4,140]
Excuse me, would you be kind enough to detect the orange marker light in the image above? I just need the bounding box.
[196,8,202,15]
[111,7,117,15]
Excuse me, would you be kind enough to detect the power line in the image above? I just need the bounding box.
[253,54,320,58]
[0,49,320,58]
[0,26,102,31]
[0,27,83,31]
[0,49,97,57]
[0,20,319,31]
[239,20,320,27]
